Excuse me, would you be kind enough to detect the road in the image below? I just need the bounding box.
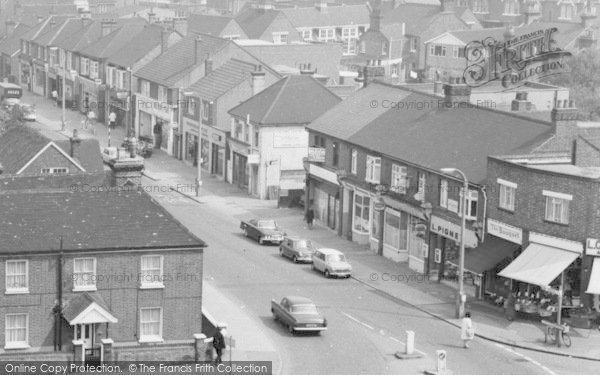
[142,177,599,375]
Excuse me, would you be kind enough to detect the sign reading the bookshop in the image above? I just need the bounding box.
[487,219,523,245]
[308,147,325,162]
[463,27,571,89]
[586,238,600,256]
[430,216,478,248]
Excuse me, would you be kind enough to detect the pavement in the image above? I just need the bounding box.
[24,90,600,364]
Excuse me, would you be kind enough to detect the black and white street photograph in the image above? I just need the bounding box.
[0,0,600,374]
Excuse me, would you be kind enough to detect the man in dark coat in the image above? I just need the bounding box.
[212,323,227,364]
[306,207,315,229]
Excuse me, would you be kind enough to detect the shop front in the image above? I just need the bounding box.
[585,238,600,312]
[108,88,131,131]
[498,232,583,321]
[19,61,31,90]
[135,92,174,155]
[32,62,45,96]
[47,67,57,98]
[184,129,199,166]
[79,76,100,115]
[278,170,305,207]
[306,163,341,232]
[228,138,251,191]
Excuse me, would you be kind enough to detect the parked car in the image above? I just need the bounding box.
[271,296,327,334]
[312,248,352,278]
[279,237,316,263]
[240,219,286,245]
[19,103,36,121]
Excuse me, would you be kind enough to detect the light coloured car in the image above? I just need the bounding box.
[311,248,352,278]
[279,237,316,263]
[19,104,36,121]
[271,296,327,334]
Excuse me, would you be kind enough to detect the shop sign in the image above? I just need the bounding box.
[434,248,442,263]
[308,147,325,162]
[308,163,339,185]
[430,215,478,248]
[248,154,260,165]
[447,199,458,213]
[586,238,600,256]
[487,219,522,245]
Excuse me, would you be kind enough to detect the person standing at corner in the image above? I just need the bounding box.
[212,322,227,364]
[108,111,116,129]
[306,206,315,229]
[461,312,475,348]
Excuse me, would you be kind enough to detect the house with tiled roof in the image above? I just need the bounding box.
[0,22,31,83]
[105,23,183,135]
[181,59,280,180]
[0,184,207,361]
[133,32,278,157]
[0,126,105,190]
[228,74,341,200]
[188,14,248,39]
[281,2,370,55]
[304,79,561,281]
[235,2,300,43]
[206,0,251,16]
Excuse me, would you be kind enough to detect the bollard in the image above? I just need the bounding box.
[394,330,423,359]
[424,349,453,375]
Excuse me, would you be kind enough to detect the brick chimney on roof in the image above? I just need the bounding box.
[299,63,315,76]
[172,13,188,36]
[100,19,117,37]
[315,0,328,12]
[161,27,170,54]
[442,77,471,108]
[194,35,203,65]
[511,91,532,111]
[551,99,579,147]
[368,0,382,32]
[251,65,266,95]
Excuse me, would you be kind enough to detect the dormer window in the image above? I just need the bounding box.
[559,4,574,19]
[503,0,520,15]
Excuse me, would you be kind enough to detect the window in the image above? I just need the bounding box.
[141,80,150,97]
[390,164,408,194]
[318,28,335,41]
[342,27,357,39]
[431,45,447,57]
[359,40,366,54]
[472,0,487,13]
[254,128,259,148]
[186,98,195,116]
[301,29,312,41]
[107,67,114,88]
[234,120,243,140]
[498,178,516,211]
[66,51,72,70]
[73,258,96,291]
[89,61,99,79]
[353,192,370,233]
[140,255,163,288]
[343,39,356,55]
[5,314,28,349]
[6,260,28,293]
[439,179,448,208]
[543,190,571,224]
[365,155,381,184]
[410,38,418,52]
[49,48,57,67]
[384,209,409,250]
[81,57,89,75]
[272,32,288,44]
[117,70,126,90]
[139,308,163,342]
[560,4,574,19]
[332,142,339,166]
[158,86,168,103]
[201,100,211,121]
[460,189,478,220]
[350,149,357,174]
[503,0,520,15]
[391,64,399,76]
[381,41,388,55]
[415,172,426,202]
[244,122,249,143]
[453,47,465,58]
[41,167,68,174]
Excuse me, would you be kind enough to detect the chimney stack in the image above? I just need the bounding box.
[440,0,455,13]
[70,129,81,159]
[79,9,92,22]
[5,20,17,36]
[161,28,170,54]
[194,35,203,64]
[257,0,273,12]
[551,99,579,146]
[299,63,316,76]
[368,0,382,32]
[100,19,117,37]
[511,91,532,111]
[442,77,471,108]
[172,12,188,36]
[251,65,266,95]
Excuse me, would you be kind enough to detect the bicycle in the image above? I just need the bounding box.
[544,323,571,348]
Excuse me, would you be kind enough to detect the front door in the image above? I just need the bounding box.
[76,324,95,349]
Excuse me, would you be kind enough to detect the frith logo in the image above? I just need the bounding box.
[463,27,571,88]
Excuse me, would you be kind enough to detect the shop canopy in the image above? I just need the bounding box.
[463,235,519,275]
[498,243,579,286]
[586,257,600,295]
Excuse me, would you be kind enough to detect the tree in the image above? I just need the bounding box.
[544,49,600,120]
[0,105,23,134]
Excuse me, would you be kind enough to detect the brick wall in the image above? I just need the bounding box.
[0,248,203,351]
[113,342,196,361]
[21,146,83,176]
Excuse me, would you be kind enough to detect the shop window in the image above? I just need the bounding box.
[543,190,571,224]
[353,193,370,233]
[383,209,409,250]
[365,155,381,184]
[498,178,517,211]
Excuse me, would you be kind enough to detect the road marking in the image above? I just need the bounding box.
[495,343,557,375]
[341,312,374,330]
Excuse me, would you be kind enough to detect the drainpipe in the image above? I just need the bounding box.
[54,236,64,351]
[481,185,487,242]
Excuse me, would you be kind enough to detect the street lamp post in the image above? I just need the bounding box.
[420,202,433,276]
[440,167,468,319]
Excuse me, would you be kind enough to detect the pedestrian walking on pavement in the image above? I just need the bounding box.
[504,293,516,321]
[306,207,315,229]
[212,323,227,364]
[461,312,475,348]
[108,111,117,128]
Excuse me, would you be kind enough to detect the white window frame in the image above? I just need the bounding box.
[390,164,408,194]
[66,51,72,70]
[118,70,126,90]
[5,314,29,349]
[498,178,517,211]
[187,97,196,116]
[272,32,288,44]
[503,0,520,15]
[559,4,574,19]
[72,257,97,292]
[350,149,358,174]
[353,191,371,234]
[431,45,446,57]
[410,38,418,52]
[41,167,69,174]
[107,67,114,88]
[440,179,448,208]
[139,307,163,343]
[318,28,335,42]
[459,189,478,220]
[141,80,150,97]
[157,86,168,103]
[201,100,210,121]
[140,255,164,289]
[81,57,89,76]
[5,260,29,294]
[543,190,571,224]
[300,29,312,41]
[365,155,381,184]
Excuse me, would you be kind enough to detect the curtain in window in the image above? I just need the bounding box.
[6,315,26,343]
[6,261,26,289]
[141,256,161,283]
[140,309,161,336]
[74,259,94,287]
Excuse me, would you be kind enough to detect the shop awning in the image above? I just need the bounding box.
[463,235,519,275]
[381,196,425,221]
[498,243,579,286]
[586,257,600,294]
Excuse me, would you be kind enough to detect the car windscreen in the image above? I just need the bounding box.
[291,304,318,313]
[257,220,276,229]
[296,240,313,249]
[326,254,345,262]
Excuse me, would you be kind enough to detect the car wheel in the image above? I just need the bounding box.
[258,237,265,245]
[243,228,248,237]
[292,256,298,263]
[324,269,331,278]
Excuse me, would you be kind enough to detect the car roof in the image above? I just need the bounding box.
[316,248,344,255]
[285,296,315,305]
